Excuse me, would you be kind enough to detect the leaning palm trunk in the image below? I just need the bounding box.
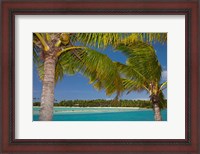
[39,56,56,121]
[150,94,162,121]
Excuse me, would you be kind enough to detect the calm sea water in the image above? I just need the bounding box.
[33,107,167,121]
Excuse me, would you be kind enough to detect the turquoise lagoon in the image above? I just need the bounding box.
[33,107,167,121]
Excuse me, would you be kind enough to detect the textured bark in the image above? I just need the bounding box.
[152,102,162,121]
[39,56,56,121]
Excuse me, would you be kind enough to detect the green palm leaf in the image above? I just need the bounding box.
[78,48,123,96]
[158,91,167,109]
[72,33,130,49]
[140,33,167,44]
[116,41,162,82]
[160,81,167,91]
[122,78,146,93]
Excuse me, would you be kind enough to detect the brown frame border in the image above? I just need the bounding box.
[0,0,199,153]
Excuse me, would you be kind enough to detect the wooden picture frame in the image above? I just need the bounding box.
[0,0,199,153]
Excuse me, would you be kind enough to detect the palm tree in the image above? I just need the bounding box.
[33,33,130,120]
[33,33,167,121]
[115,41,167,121]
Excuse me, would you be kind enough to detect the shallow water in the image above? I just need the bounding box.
[33,107,167,121]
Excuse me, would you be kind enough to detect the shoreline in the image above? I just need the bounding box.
[33,107,157,115]
[33,106,155,110]
[33,106,154,110]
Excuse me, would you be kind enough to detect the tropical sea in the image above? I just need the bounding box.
[33,107,167,121]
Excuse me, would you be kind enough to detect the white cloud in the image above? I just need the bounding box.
[162,70,167,81]
[106,98,114,100]
[131,98,149,100]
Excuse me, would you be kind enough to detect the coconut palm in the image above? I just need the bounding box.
[115,41,167,121]
[33,33,131,120]
[33,33,167,121]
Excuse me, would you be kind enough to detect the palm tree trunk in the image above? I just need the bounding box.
[152,102,162,121]
[39,56,56,121]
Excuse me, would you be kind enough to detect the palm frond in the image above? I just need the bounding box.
[57,51,81,75]
[56,46,85,57]
[113,33,167,47]
[160,81,167,91]
[158,91,167,109]
[55,61,64,83]
[33,44,42,64]
[37,63,44,81]
[122,78,146,93]
[72,33,130,49]
[35,33,50,51]
[77,48,123,97]
[116,41,162,82]
[140,33,167,44]
[115,62,148,84]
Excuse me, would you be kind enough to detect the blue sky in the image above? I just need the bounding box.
[33,42,167,102]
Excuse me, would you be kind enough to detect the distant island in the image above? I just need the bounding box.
[33,99,167,109]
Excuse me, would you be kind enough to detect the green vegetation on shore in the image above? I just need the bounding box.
[33,99,167,109]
